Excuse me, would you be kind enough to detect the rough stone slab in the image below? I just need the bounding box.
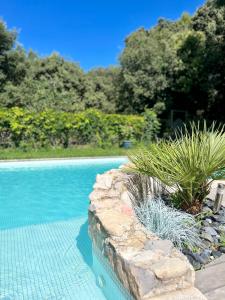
[144,240,173,256]
[195,261,225,293]
[96,210,134,236]
[205,254,225,268]
[205,286,225,300]
[151,258,190,280]
[149,288,207,300]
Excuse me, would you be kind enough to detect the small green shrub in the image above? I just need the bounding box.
[142,109,161,142]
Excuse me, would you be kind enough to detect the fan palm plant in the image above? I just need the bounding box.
[128,122,225,214]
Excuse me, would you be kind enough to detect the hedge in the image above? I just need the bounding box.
[0,108,160,149]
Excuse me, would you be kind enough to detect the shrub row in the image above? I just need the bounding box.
[0,108,160,149]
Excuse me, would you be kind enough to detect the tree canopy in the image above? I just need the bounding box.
[0,0,224,122]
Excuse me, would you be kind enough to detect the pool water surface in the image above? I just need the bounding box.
[0,158,131,300]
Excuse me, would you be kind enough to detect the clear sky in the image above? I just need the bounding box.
[1,0,205,71]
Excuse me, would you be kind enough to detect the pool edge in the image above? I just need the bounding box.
[0,156,128,163]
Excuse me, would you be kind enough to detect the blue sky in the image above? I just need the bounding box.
[1,0,204,70]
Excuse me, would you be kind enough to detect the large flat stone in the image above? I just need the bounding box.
[205,286,225,300]
[205,254,225,267]
[95,173,113,189]
[96,210,134,236]
[144,239,173,256]
[151,258,189,280]
[129,266,157,298]
[195,260,225,293]
[149,287,207,300]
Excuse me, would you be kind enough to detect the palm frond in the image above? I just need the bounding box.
[128,121,225,212]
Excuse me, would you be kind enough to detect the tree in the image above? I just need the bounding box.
[0,52,88,111]
[0,1,225,122]
[85,67,120,113]
[118,15,192,114]
[191,0,225,121]
[0,20,17,88]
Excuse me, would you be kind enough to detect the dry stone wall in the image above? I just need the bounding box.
[88,167,207,300]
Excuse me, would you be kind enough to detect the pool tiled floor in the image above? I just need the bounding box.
[0,217,128,300]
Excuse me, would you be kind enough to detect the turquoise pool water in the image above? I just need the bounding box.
[0,158,132,300]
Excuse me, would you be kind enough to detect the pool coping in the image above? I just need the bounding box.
[88,167,207,300]
[0,156,128,163]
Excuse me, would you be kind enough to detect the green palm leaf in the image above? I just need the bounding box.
[128,121,225,213]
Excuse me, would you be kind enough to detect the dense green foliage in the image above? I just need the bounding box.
[0,0,224,123]
[119,1,225,121]
[129,123,225,214]
[0,108,159,149]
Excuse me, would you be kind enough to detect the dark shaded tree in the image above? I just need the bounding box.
[85,67,120,113]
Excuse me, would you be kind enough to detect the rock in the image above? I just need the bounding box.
[94,174,113,190]
[212,250,222,258]
[219,208,225,215]
[96,210,133,237]
[186,254,201,270]
[201,240,212,248]
[151,258,189,280]
[213,237,219,244]
[182,249,193,256]
[130,266,157,297]
[213,221,220,226]
[200,250,211,264]
[131,250,163,267]
[218,216,225,224]
[191,250,211,265]
[201,232,214,243]
[204,199,214,208]
[212,215,225,223]
[184,249,212,266]
[218,225,225,233]
[205,218,212,224]
[219,246,225,253]
[121,191,132,206]
[192,253,205,264]
[202,220,210,227]
[202,206,213,214]
[121,205,133,216]
[203,226,217,236]
[89,203,97,212]
[144,240,173,256]
[149,287,207,300]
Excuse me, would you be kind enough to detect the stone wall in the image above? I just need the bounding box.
[88,167,207,300]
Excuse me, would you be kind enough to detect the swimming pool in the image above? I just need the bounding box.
[0,158,132,300]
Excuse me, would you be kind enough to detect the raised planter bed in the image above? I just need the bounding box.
[88,167,206,300]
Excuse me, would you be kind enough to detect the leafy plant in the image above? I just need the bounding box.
[129,122,225,214]
[0,108,157,149]
[134,197,201,250]
[219,233,225,247]
[142,109,161,143]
